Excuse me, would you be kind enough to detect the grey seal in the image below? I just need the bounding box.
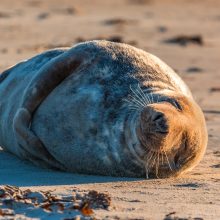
[0,40,208,178]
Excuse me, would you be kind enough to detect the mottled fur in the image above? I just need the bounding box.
[0,41,207,178]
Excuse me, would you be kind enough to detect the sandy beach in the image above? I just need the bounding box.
[0,0,220,219]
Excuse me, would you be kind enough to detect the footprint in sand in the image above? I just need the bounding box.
[37,12,50,20]
[103,18,138,26]
[173,183,205,189]
[186,67,203,74]
[163,35,204,46]
[0,11,11,19]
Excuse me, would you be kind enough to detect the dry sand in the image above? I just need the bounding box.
[0,0,220,219]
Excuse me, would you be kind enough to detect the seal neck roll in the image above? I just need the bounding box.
[124,111,146,167]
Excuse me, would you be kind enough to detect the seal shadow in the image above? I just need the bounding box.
[0,148,141,187]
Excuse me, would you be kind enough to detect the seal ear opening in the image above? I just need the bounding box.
[13,45,96,169]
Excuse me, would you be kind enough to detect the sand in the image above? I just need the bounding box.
[0,0,220,219]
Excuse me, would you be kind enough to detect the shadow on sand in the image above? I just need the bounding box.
[0,148,141,187]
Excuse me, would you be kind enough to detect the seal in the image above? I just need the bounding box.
[0,40,208,178]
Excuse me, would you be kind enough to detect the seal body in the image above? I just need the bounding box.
[0,41,207,178]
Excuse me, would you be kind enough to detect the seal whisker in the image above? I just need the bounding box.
[144,151,154,178]
[122,97,143,113]
[145,93,152,104]
[150,151,157,170]
[145,92,152,104]
[131,99,144,108]
[124,103,141,112]
[161,151,164,165]
[156,95,159,103]
[135,88,148,106]
[136,84,150,106]
[132,90,147,106]
[171,157,176,170]
[145,150,154,164]
[128,106,142,112]
[129,90,145,107]
[128,92,146,108]
[150,93,154,103]
[125,100,142,109]
[141,89,154,106]
[145,163,149,179]
[129,85,147,107]
[128,106,141,110]
[144,155,150,179]
[123,97,143,109]
[163,150,173,171]
[155,152,160,178]
[139,85,152,105]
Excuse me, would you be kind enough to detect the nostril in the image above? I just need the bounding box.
[152,112,169,134]
[152,112,164,122]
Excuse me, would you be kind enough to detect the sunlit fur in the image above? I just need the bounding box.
[126,86,208,178]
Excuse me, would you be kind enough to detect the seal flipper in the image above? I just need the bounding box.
[13,44,96,169]
[13,108,63,169]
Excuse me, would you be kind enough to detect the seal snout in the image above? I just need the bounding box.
[137,105,171,154]
[140,106,169,136]
[151,111,169,135]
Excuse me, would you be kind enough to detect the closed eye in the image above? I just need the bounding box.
[158,97,182,111]
[168,99,182,110]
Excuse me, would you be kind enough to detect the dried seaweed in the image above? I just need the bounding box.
[164,212,204,220]
[0,185,111,219]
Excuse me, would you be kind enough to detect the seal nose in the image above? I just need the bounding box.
[152,111,169,134]
[152,112,164,122]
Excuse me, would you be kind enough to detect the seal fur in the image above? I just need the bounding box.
[0,40,208,178]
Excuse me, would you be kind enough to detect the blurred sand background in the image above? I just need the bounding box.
[0,0,220,219]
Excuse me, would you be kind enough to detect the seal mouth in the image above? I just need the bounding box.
[156,130,169,135]
[144,150,176,179]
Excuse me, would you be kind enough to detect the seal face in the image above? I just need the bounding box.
[135,92,207,178]
[0,40,208,178]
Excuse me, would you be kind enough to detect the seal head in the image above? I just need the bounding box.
[136,92,207,178]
